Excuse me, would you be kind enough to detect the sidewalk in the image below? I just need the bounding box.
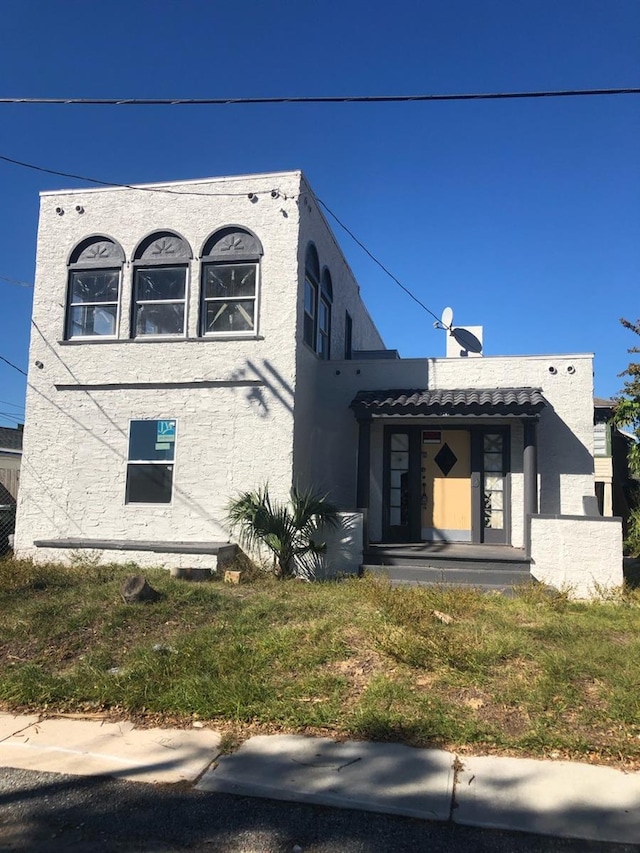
[1,712,639,845]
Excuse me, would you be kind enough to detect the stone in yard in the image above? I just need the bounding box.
[120,575,161,604]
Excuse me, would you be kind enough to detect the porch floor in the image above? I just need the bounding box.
[362,542,531,591]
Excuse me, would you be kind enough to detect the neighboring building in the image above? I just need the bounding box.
[14,171,623,596]
[0,424,22,503]
[0,424,22,553]
[594,398,636,533]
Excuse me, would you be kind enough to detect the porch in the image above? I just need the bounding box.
[361,541,532,591]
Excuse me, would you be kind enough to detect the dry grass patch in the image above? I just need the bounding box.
[3,558,640,767]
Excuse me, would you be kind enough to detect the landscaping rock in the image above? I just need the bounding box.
[120,575,161,604]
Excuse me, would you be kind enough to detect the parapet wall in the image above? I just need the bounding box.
[529,514,623,598]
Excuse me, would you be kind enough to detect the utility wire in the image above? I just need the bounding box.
[0,154,294,199]
[0,399,25,411]
[0,151,447,326]
[0,354,28,377]
[0,274,32,288]
[316,198,443,325]
[0,88,639,106]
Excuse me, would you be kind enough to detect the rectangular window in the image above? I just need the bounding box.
[201,263,257,334]
[67,269,120,338]
[344,311,353,360]
[133,267,187,337]
[126,419,176,504]
[304,278,317,348]
[318,296,331,359]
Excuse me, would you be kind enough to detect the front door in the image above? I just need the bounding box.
[421,429,472,542]
[383,425,510,544]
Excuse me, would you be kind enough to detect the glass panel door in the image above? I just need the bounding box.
[481,431,508,543]
[389,433,409,529]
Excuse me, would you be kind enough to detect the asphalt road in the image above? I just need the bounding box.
[0,767,637,853]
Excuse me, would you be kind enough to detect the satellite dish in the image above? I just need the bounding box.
[441,306,453,329]
[451,327,483,354]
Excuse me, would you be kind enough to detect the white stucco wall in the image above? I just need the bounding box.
[530,515,623,597]
[291,178,386,496]
[313,353,595,545]
[15,172,306,565]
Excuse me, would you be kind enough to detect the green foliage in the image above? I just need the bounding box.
[624,506,640,558]
[613,317,640,477]
[226,484,339,579]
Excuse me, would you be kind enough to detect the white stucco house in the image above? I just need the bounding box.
[14,170,623,596]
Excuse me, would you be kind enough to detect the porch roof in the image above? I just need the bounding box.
[350,387,547,419]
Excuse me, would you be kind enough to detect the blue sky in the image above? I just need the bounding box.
[1,0,639,425]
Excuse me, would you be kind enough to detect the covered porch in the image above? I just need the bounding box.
[350,387,546,585]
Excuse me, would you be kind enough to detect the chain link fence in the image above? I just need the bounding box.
[0,503,16,556]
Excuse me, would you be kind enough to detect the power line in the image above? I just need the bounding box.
[0,399,25,411]
[0,87,638,106]
[0,274,32,288]
[0,154,296,200]
[0,354,27,377]
[0,152,448,326]
[316,198,443,325]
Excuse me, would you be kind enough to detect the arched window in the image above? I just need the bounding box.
[303,244,320,349]
[318,268,333,360]
[132,231,191,337]
[200,227,263,336]
[65,236,124,339]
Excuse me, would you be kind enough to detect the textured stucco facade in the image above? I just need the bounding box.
[314,353,596,546]
[14,171,383,568]
[14,170,622,593]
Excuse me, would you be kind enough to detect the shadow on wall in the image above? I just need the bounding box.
[21,344,296,541]
[538,405,594,515]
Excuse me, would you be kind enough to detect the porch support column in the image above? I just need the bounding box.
[523,418,538,525]
[356,417,371,509]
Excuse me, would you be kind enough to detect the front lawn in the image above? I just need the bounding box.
[2,557,640,768]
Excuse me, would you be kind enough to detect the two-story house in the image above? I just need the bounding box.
[14,171,623,597]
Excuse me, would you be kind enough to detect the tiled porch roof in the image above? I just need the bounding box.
[350,387,547,418]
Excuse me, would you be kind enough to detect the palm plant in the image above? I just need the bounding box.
[226,485,340,579]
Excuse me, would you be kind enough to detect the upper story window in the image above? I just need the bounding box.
[318,268,333,360]
[132,231,191,337]
[200,227,263,336]
[303,244,320,350]
[65,236,125,339]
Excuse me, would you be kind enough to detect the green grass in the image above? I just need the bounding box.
[2,556,640,766]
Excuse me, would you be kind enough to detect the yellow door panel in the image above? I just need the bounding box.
[421,429,471,541]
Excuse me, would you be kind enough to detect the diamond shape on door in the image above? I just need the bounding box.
[434,443,458,476]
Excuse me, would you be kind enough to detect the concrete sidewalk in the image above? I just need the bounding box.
[1,713,639,845]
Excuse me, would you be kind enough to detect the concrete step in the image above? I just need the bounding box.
[361,563,531,588]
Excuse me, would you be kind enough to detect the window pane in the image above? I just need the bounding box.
[319,299,329,332]
[136,303,185,335]
[205,300,254,333]
[318,330,329,360]
[135,267,186,301]
[484,434,503,452]
[303,311,315,346]
[391,434,409,451]
[68,305,117,337]
[390,451,409,469]
[204,264,256,299]
[484,453,502,472]
[129,420,176,461]
[126,464,173,503]
[304,279,316,315]
[389,508,401,526]
[70,270,119,303]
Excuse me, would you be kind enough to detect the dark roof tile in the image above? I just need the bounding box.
[350,387,547,418]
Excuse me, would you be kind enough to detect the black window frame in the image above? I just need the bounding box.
[125,419,177,505]
[199,226,263,338]
[65,236,125,340]
[130,231,192,339]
